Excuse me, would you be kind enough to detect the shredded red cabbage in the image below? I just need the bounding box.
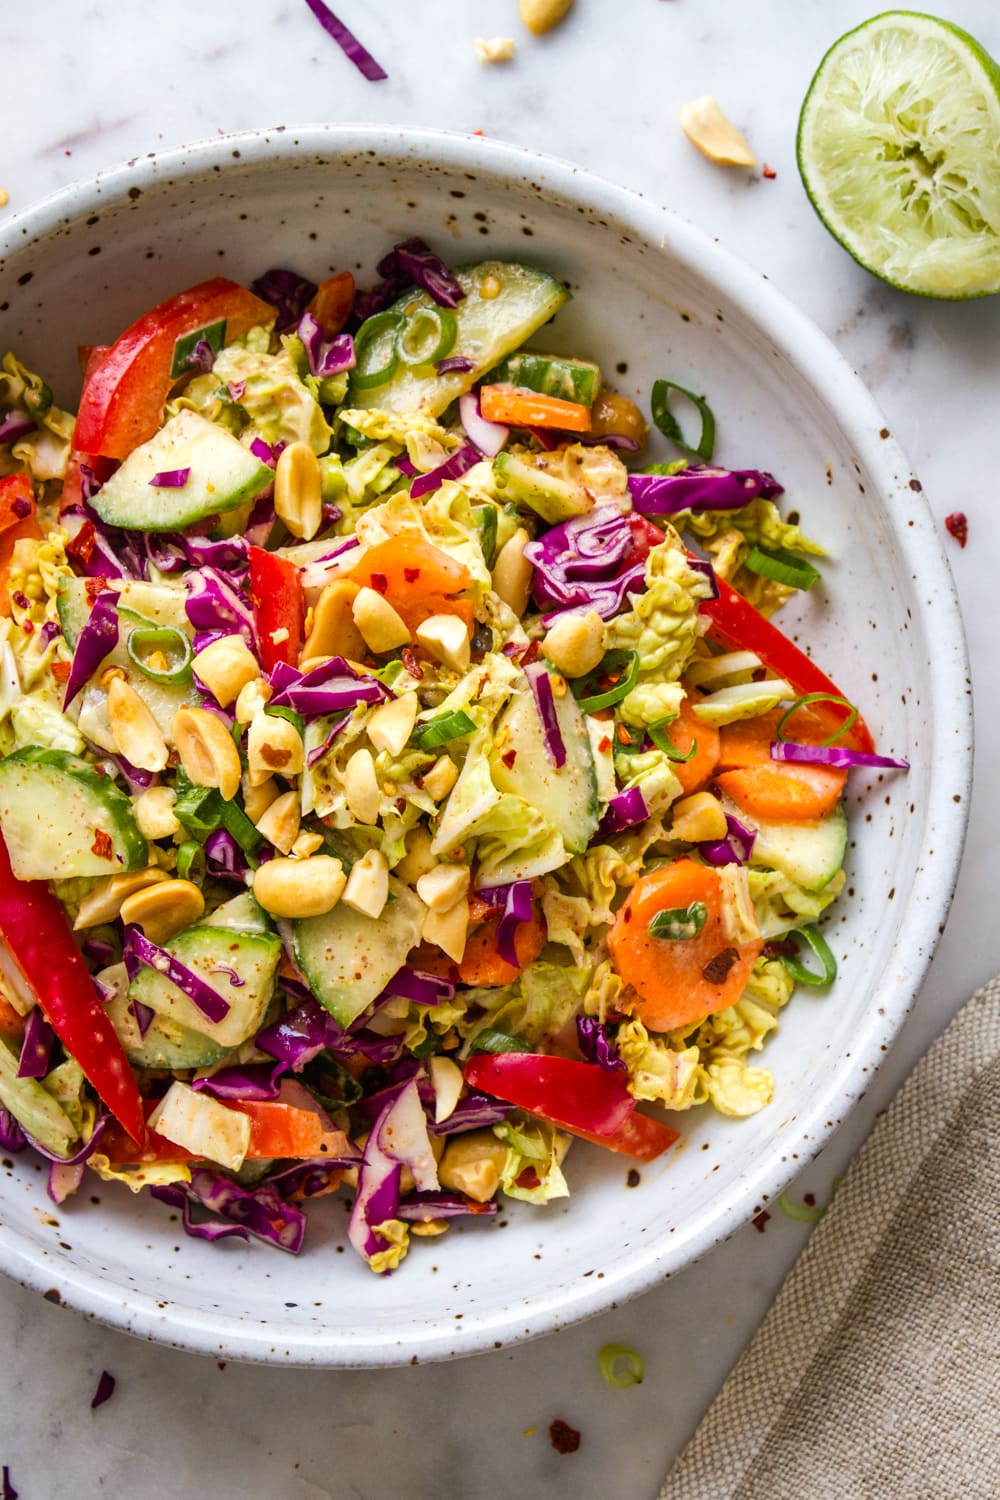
[770,742,910,771]
[269,654,386,717]
[381,967,457,1005]
[573,431,641,452]
[249,267,317,331]
[377,237,464,309]
[427,1091,513,1136]
[185,338,216,374]
[576,1015,627,1073]
[524,662,566,768]
[397,1191,499,1221]
[686,555,720,599]
[305,710,353,769]
[303,0,388,82]
[192,1063,283,1102]
[627,465,783,514]
[123,926,231,1024]
[148,468,190,490]
[475,880,534,968]
[0,1106,26,1152]
[182,533,249,573]
[187,1169,307,1253]
[596,786,649,838]
[699,813,757,867]
[81,934,116,967]
[524,506,647,620]
[131,998,155,1038]
[47,1159,85,1205]
[409,443,481,499]
[185,566,256,654]
[16,1007,54,1080]
[297,311,357,377]
[204,828,249,883]
[0,408,36,445]
[459,391,509,457]
[22,1110,107,1166]
[62,590,120,707]
[90,1370,116,1409]
[436,355,477,376]
[149,1183,251,1245]
[348,1078,437,1263]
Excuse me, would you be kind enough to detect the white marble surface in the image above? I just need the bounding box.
[2,2,999,1495]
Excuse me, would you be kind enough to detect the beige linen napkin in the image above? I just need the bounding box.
[661,977,1000,1500]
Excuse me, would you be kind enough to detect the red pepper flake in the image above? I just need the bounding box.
[549,1419,581,1455]
[763,938,799,958]
[21,619,34,635]
[945,511,968,548]
[501,748,517,768]
[370,572,388,595]
[702,947,739,984]
[752,1210,771,1233]
[11,495,31,519]
[762,163,777,179]
[403,567,421,583]
[51,660,72,684]
[400,646,423,679]
[516,1165,540,1190]
[598,735,612,754]
[804,1192,816,1207]
[66,520,97,569]
[520,639,540,666]
[91,830,114,861]
[616,723,633,746]
[84,575,105,608]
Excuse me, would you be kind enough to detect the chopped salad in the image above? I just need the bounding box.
[0,239,907,1271]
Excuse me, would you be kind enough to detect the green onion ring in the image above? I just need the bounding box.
[416,709,477,752]
[778,1192,826,1225]
[778,925,837,987]
[352,311,404,390]
[396,306,458,368]
[176,841,206,884]
[650,379,716,461]
[744,545,821,591]
[648,718,697,762]
[573,649,640,713]
[126,626,193,685]
[598,1343,645,1388]
[648,901,708,941]
[776,693,859,748]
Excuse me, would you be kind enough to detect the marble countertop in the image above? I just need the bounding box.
[2,2,998,1496]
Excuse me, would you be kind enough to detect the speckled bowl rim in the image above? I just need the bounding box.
[0,123,972,1366]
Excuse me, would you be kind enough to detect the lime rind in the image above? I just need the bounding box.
[798,10,1000,299]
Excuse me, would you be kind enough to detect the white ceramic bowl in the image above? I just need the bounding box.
[0,125,970,1366]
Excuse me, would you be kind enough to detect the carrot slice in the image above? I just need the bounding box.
[350,534,472,633]
[307,271,355,336]
[668,687,721,795]
[608,858,762,1032]
[455,906,548,988]
[715,763,846,822]
[479,383,592,433]
[717,706,829,771]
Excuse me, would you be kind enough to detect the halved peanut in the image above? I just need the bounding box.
[366,693,418,757]
[119,879,205,944]
[394,824,438,885]
[301,578,365,665]
[352,587,411,654]
[254,789,301,855]
[422,898,469,962]
[670,791,728,843]
[438,1130,509,1202]
[428,1054,465,1124]
[342,848,389,918]
[410,1219,449,1238]
[422,755,458,802]
[416,613,471,673]
[132,786,180,841]
[107,677,169,772]
[416,863,469,913]
[290,829,325,860]
[234,675,271,725]
[246,711,305,787]
[73,866,169,929]
[679,96,757,167]
[492,527,532,616]
[192,636,259,707]
[343,747,380,825]
[275,440,323,541]
[474,36,516,64]
[172,706,242,800]
[253,854,346,918]
[242,773,280,824]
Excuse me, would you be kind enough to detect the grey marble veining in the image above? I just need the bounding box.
[2,2,999,1496]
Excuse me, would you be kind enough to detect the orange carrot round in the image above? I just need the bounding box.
[667,687,721,795]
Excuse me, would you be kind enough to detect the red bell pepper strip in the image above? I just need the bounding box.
[73,277,276,461]
[0,833,146,1143]
[248,545,306,672]
[100,1099,351,1165]
[699,575,875,753]
[464,1053,678,1162]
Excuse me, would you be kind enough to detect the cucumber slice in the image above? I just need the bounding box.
[55,575,94,650]
[488,351,601,406]
[0,747,148,881]
[490,676,598,854]
[105,985,236,1070]
[725,797,848,892]
[349,261,569,417]
[0,1039,80,1157]
[128,924,281,1048]
[203,892,272,934]
[294,877,425,1028]
[90,409,273,532]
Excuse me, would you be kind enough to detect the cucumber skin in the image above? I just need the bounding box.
[0,747,148,881]
[128,925,281,1049]
[349,261,570,418]
[105,988,235,1070]
[489,351,601,406]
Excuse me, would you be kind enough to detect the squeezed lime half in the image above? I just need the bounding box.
[798,10,1000,298]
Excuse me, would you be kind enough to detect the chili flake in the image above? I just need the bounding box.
[501,749,517,768]
[549,1419,581,1455]
[400,646,423,679]
[91,830,114,861]
[752,1210,771,1233]
[370,572,388,594]
[702,946,739,984]
[944,511,968,548]
[404,567,421,583]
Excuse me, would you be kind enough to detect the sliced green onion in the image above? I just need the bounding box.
[396,306,457,368]
[416,709,477,752]
[265,704,305,738]
[170,318,226,379]
[126,626,193,685]
[467,1028,533,1055]
[409,1029,444,1060]
[650,379,716,462]
[477,505,499,569]
[174,774,223,842]
[648,718,697,762]
[24,380,53,418]
[219,798,263,855]
[372,658,407,689]
[775,693,859,748]
[744,545,821,591]
[778,1192,826,1225]
[573,649,640,713]
[648,901,707,941]
[176,841,206,884]
[598,1343,645,1389]
[352,312,404,390]
[778,925,837,987]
